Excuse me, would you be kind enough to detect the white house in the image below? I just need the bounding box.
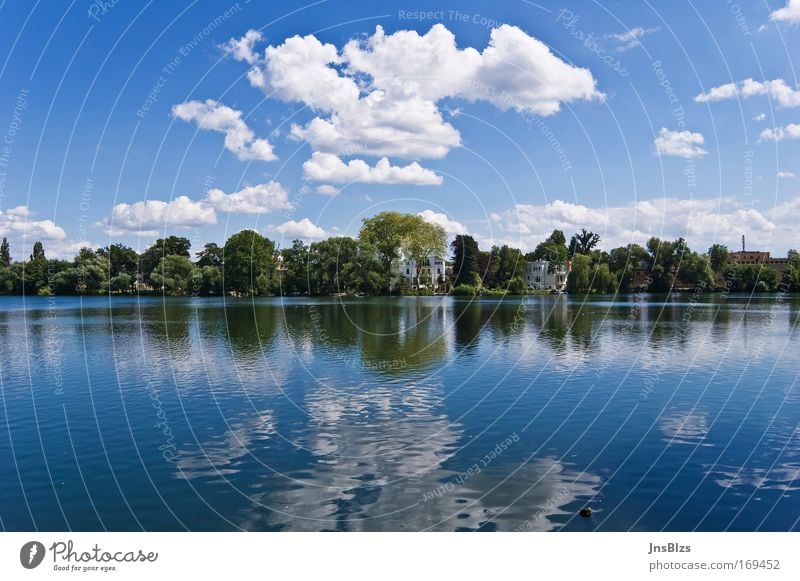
[525,260,568,291]
[395,256,449,288]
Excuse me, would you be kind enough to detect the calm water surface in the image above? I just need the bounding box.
[1,294,799,531]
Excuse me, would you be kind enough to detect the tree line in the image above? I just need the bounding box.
[449,229,800,295]
[1,212,799,297]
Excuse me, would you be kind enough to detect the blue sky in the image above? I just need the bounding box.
[0,0,798,260]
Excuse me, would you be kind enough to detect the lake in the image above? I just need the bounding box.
[1,294,798,531]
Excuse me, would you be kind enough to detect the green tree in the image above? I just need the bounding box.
[532,229,569,266]
[109,273,133,293]
[508,276,526,295]
[489,245,524,288]
[707,244,730,272]
[608,244,649,291]
[150,254,195,294]
[31,241,45,261]
[222,230,275,295]
[359,211,418,292]
[308,237,366,295]
[195,265,222,295]
[404,220,446,289]
[23,241,49,294]
[451,234,480,287]
[568,229,600,256]
[477,249,495,287]
[0,263,20,294]
[279,239,310,294]
[139,236,191,284]
[0,237,10,267]
[679,252,715,290]
[566,254,591,294]
[98,243,139,279]
[590,262,617,293]
[646,237,691,292]
[196,242,224,268]
[74,247,110,293]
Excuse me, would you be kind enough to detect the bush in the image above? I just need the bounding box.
[508,276,526,295]
[452,284,478,296]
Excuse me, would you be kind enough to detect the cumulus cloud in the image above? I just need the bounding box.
[654,128,707,158]
[228,24,602,162]
[417,209,467,237]
[273,218,327,240]
[315,184,339,196]
[222,29,263,64]
[771,0,800,23]
[694,78,800,108]
[489,197,800,253]
[778,171,796,178]
[98,196,217,236]
[205,182,292,214]
[753,112,766,121]
[302,152,443,185]
[606,26,659,51]
[0,205,67,241]
[759,123,800,141]
[171,99,276,161]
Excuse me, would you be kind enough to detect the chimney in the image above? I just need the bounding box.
[742,235,745,253]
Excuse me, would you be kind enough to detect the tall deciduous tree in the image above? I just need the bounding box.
[98,243,138,279]
[532,229,569,267]
[196,242,224,267]
[0,237,10,267]
[569,229,600,256]
[222,230,275,295]
[150,254,194,294]
[139,236,191,284]
[31,241,45,261]
[707,244,730,271]
[403,220,446,289]
[451,234,480,287]
[359,211,417,292]
[280,239,310,294]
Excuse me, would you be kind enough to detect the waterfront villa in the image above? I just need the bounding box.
[525,260,568,291]
[396,256,450,290]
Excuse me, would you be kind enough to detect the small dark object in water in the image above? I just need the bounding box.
[579,507,593,518]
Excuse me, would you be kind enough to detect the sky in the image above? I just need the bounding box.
[0,0,798,261]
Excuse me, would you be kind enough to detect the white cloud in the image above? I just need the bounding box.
[753,112,766,121]
[315,184,339,196]
[417,209,467,237]
[489,196,800,253]
[222,29,263,64]
[171,99,276,161]
[606,26,659,51]
[98,196,216,235]
[0,205,67,241]
[759,123,800,141]
[694,78,800,108]
[654,127,707,158]
[44,239,96,259]
[273,218,327,240]
[302,152,443,185]
[771,0,800,23]
[205,182,292,214]
[230,24,601,161]
[778,171,796,178]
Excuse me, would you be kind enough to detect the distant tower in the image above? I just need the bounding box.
[742,235,746,252]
